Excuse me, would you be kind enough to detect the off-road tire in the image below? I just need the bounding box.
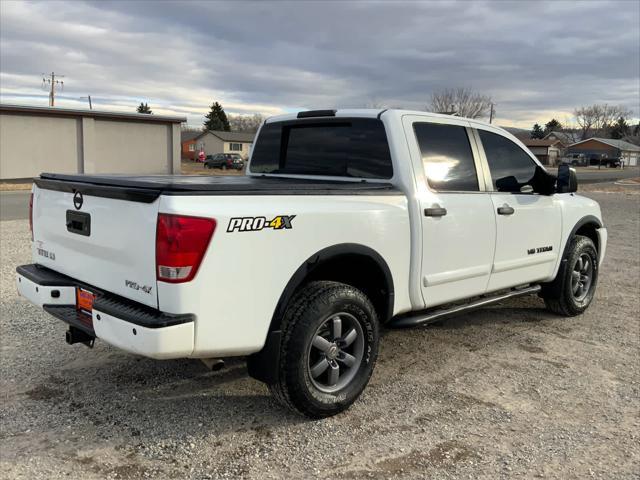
[543,235,598,316]
[268,281,379,418]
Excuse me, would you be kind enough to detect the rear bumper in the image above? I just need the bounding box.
[16,264,195,359]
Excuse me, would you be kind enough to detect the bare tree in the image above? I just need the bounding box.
[559,116,581,143]
[228,113,266,133]
[573,104,632,139]
[182,124,203,133]
[429,87,493,119]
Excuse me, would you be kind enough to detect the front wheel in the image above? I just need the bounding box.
[268,281,379,418]
[542,235,598,316]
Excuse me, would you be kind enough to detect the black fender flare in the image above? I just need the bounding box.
[270,243,395,328]
[560,215,602,261]
[248,243,394,384]
[542,215,602,299]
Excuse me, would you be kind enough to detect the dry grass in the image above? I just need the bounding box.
[579,177,640,194]
[0,182,32,191]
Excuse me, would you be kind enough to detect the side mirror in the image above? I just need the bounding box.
[557,164,578,193]
[495,175,520,192]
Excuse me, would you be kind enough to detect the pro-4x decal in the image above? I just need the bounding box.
[227,215,295,233]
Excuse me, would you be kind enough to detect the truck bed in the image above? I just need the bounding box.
[35,173,401,202]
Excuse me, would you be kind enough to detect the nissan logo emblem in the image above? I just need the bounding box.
[73,191,83,210]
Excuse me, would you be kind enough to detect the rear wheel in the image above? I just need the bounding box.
[542,235,598,316]
[268,281,379,418]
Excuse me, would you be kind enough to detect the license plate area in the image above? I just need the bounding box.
[76,288,96,315]
[66,210,91,236]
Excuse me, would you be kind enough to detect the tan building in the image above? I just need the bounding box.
[522,139,563,166]
[183,130,255,160]
[0,104,185,180]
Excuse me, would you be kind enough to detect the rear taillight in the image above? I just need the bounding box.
[156,213,216,283]
[29,193,34,241]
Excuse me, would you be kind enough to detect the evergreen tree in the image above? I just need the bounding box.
[203,102,230,131]
[136,102,152,114]
[544,118,562,135]
[609,117,629,139]
[530,123,544,139]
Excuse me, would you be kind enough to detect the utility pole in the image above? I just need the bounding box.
[79,95,92,109]
[489,103,495,124]
[42,72,64,107]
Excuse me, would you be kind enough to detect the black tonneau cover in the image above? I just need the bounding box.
[35,173,400,203]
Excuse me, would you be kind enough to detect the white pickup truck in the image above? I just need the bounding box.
[17,109,607,418]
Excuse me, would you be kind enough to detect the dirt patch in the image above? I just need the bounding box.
[24,385,65,401]
[518,344,546,354]
[375,440,476,474]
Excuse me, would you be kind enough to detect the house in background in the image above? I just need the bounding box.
[522,139,563,166]
[543,131,574,148]
[181,130,202,160]
[181,130,255,160]
[567,138,640,166]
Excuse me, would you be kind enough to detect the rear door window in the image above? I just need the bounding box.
[251,118,393,179]
[414,122,479,192]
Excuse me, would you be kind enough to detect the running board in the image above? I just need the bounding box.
[388,285,541,329]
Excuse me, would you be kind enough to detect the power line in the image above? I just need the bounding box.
[42,72,64,107]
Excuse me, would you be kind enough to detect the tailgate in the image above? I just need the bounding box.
[32,184,159,308]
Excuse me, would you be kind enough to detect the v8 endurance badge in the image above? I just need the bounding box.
[227,215,295,233]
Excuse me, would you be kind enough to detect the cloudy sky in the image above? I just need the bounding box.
[1,0,638,128]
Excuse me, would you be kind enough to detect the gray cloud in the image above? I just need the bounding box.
[0,0,638,127]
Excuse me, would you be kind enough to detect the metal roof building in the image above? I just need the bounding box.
[0,104,186,180]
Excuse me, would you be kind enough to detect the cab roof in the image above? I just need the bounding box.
[265,108,497,130]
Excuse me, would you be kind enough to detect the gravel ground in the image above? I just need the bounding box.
[1,190,639,479]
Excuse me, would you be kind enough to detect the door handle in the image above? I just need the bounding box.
[424,206,447,217]
[497,204,515,215]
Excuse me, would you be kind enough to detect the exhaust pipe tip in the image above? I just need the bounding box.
[210,360,225,372]
[200,358,225,372]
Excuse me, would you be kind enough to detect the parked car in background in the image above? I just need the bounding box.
[561,153,621,168]
[584,153,621,168]
[562,153,587,167]
[599,157,622,168]
[205,153,244,170]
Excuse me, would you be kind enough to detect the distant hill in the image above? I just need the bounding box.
[500,126,530,140]
[501,126,529,135]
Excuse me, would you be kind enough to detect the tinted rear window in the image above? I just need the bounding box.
[250,118,393,179]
